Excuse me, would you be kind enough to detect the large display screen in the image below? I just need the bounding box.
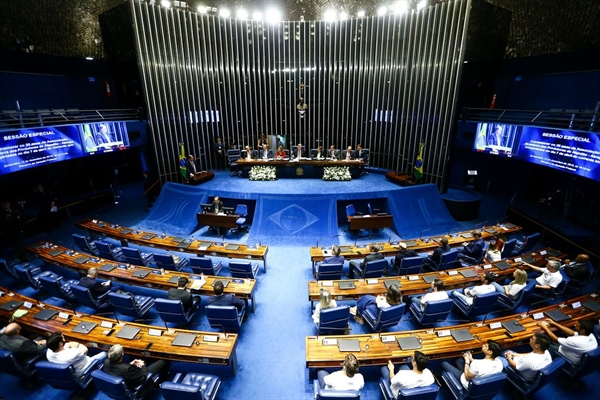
[473,123,600,181]
[0,122,130,176]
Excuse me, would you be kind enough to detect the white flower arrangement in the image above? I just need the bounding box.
[323,166,352,181]
[249,165,277,181]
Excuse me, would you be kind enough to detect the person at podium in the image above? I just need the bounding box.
[211,196,224,214]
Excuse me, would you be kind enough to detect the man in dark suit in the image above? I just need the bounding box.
[328,145,339,160]
[210,196,224,214]
[259,144,272,159]
[293,143,306,159]
[0,322,47,362]
[562,254,590,281]
[313,245,345,278]
[349,245,384,278]
[214,137,226,170]
[206,280,247,320]
[95,123,113,145]
[457,231,485,260]
[391,242,419,273]
[79,267,118,299]
[425,237,451,268]
[167,277,198,312]
[103,344,169,397]
[342,146,355,161]
[185,154,199,178]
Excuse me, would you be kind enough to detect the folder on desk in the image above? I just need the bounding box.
[115,325,141,340]
[172,237,185,243]
[72,322,97,334]
[451,329,474,343]
[338,339,361,352]
[397,336,422,350]
[403,241,417,247]
[422,275,437,284]
[95,222,107,227]
[338,281,356,290]
[49,249,64,257]
[376,212,387,216]
[198,242,213,251]
[459,269,478,278]
[460,233,473,239]
[339,246,351,253]
[100,264,117,272]
[176,242,191,249]
[74,256,90,264]
[119,229,132,235]
[141,234,156,240]
[521,256,536,264]
[226,244,240,251]
[504,223,516,229]
[544,309,571,322]
[582,300,600,312]
[384,280,401,289]
[33,309,59,321]
[493,261,512,270]
[502,320,526,334]
[172,333,197,347]
[168,276,182,284]
[31,242,45,249]
[485,228,498,234]
[132,270,150,279]
[212,279,230,288]
[546,248,561,257]
[0,300,24,311]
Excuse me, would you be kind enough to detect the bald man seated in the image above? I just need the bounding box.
[0,322,47,362]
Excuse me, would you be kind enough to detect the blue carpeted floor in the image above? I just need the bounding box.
[1,171,598,400]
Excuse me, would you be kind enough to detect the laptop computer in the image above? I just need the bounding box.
[521,256,536,264]
[544,309,571,322]
[459,269,478,278]
[119,229,132,235]
[115,325,141,340]
[132,270,150,279]
[422,275,437,284]
[74,256,90,264]
[31,242,45,249]
[172,333,197,347]
[493,261,512,270]
[212,279,230,288]
[100,264,117,272]
[168,276,182,284]
[504,223,516,229]
[546,248,561,257]
[502,320,526,334]
[172,237,185,243]
[176,242,191,249]
[582,300,600,312]
[226,244,240,251]
[0,300,24,311]
[338,281,356,290]
[338,339,361,352]
[403,241,417,247]
[141,234,156,240]
[95,222,107,227]
[72,322,98,334]
[384,280,401,289]
[49,249,64,257]
[484,228,498,234]
[451,329,474,343]
[339,246,351,253]
[198,242,213,251]
[397,336,422,350]
[461,233,473,239]
[33,308,59,321]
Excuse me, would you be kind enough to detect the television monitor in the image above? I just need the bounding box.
[223,207,235,215]
[200,203,212,213]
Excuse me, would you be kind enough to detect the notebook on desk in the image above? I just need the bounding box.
[74,256,90,264]
[485,228,498,234]
[168,276,181,284]
[31,242,45,249]
[544,309,571,322]
[384,280,401,289]
[172,237,185,243]
[461,233,473,239]
[172,333,196,347]
[338,281,356,289]
[582,300,600,312]
[493,261,512,270]
[339,246,351,253]
[521,256,536,264]
[49,249,64,257]
[95,222,107,227]
[0,300,23,311]
[100,264,117,272]
[226,244,240,251]
[212,279,230,288]
[502,320,526,334]
[141,234,156,240]
[115,325,141,340]
[119,229,132,235]
[33,308,58,321]
[72,322,97,334]
[422,275,437,284]
[504,223,516,229]
[397,336,422,350]
[132,270,150,279]
[451,329,474,343]
[459,269,478,278]
[176,242,191,249]
[198,242,213,251]
[546,248,561,257]
[338,339,361,352]
[403,241,417,247]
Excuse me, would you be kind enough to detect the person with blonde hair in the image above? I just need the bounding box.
[351,284,402,325]
[312,289,337,325]
[491,268,527,298]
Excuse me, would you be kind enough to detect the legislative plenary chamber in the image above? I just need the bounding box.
[0,1,599,400]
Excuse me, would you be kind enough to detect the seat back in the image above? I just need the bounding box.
[235,204,248,217]
[72,233,96,254]
[363,259,387,278]
[398,256,424,275]
[346,204,356,219]
[229,261,256,279]
[467,291,500,317]
[498,279,536,311]
[70,283,107,309]
[466,372,506,399]
[0,258,18,279]
[438,249,458,270]
[160,372,221,400]
[316,263,344,280]
[154,298,192,323]
[0,349,42,378]
[108,291,139,316]
[189,256,217,275]
[36,361,87,391]
[366,303,405,332]
[318,306,350,335]
[154,253,176,270]
[313,380,360,400]
[39,274,73,300]
[96,241,121,261]
[533,269,569,301]
[205,305,243,332]
[500,238,517,259]
[529,357,565,393]
[518,233,541,254]
[14,263,44,289]
[567,262,595,291]
[121,247,145,265]
[413,298,453,325]
[379,376,439,400]
[562,346,600,378]
[92,369,136,400]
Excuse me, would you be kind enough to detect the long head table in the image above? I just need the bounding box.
[236,158,365,179]
[0,288,239,372]
[309,224,522,262]
[76,218,269,273]
[306,292,600,368]
[27,241,257,312]
[308,248,565,305]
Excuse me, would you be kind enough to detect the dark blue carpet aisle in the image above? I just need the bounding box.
[0,171,598,400]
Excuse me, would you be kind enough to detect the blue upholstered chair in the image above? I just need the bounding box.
[379,377,439,400]
[0,349,46,379]
[559,346,600,379]
[0,257,19,279]
[205,304,245,333]
[512,232,540,255]
[393,256,424,276]
[154,253,189,271]
[160,372,221,400]
[313,380,360,400]
[531,269,569,303]
[190,256,222,276]
[352,258,387,279]
[108,291,155,319]
[409,297,453,326]
[72,233,98,255]
[314,263,344,280]
[497,279,536,311]
[566,262,595,292]
[92,368,159,400]
[39,274,79,301]
[154,297,200,325]
[229,261,259,279]
[13,260,53,290]
[460,241,490,266]
[499,238,517,259]
[424,249,458,272]
[96,240,124,261]
[452,291,500,319]
[363,303,405,332]
[504,356,565,397]
[234,204,248,232]
[70,283,110,310]
[227,148,242,176]
[345,204,361,233]
[121,247,154,266]
[36,357,104,393]
[317,305,350,335]
[441,371,506,400]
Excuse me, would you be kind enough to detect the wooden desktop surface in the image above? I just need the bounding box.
[27,242,257,310]
[0,288,239,368]
[308,248,564,302]
[196,212,239,229]
[76,218,269,273]
[309,224,522,262]
[348,214,394,231]
[236,158,364,167]
[306,292,600,368]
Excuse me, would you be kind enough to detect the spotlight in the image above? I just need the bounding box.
[265,8,281,24]
[417,1,428,11]
[377,6,388,16]
[357,10,365,18]
[219,8,230,18]
[197,5,207,13]
[323,9,336,21]
[252,11,263,21]
[236,8,248,20]
[160,0,171,8]
[393,1,409,14]
[339,11,348,20]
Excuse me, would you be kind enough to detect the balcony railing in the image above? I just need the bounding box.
[0,108,142,130]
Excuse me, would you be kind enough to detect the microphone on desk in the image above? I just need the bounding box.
[523,299,547,318]
[163,320,172,333]
[215,324,229,339]
[113,312,121,326]
[388,236,391,244]
[447,227,460,237]
[473,221,488,231]
[419,228,432,242]
[496,216,509,226]
[68,302,81,318]
[162,231,167,239]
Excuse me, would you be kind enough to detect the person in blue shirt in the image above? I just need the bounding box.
[313,245,345,278]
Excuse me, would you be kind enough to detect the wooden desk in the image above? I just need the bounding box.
[76,218,269,273]
[196,212,239,229]
[0,289,240,373]
[236,158,365,179]
[309,224,522,263]
[306,292,600,368]
[27,242,257,312]
[189,171,214,185]
[348,215,394,231]
[308,248,565,307]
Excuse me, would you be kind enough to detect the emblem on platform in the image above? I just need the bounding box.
[268,204,318,234]
[296,167,304,176]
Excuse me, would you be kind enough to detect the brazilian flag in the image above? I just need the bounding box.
[179,142,187,180]
[414,143,424,180]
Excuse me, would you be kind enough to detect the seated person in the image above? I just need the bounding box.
[79,267,119,298]
[275,145,286,159]
[0,322,47,362]
[491,268,527,298]
[457,231,484,259]
[206,280,247,320]
[313,245,344,278]
[313,146,325,159]
[501,333,552,381]
[424,237,451,267]
[312,289,337,326]
[536,319,598,365]
[46,332,107,378]
[451,272,496,305]
[243,145,254,160]
[259,144,272,159]
[211,196,224,214]
[343,146,355,161]
[293,143,306,159]
[484,242,501,262]
[411,279,448,311]
[391,242,419,272]
[527,260,562,292]
[103,344,170,397]
[356,144,368,162]
[317,353,364,391]
[351,284,402,325]
[441,340,504,389]
[349,245,384,278]
[167,277,198,312]
[381,351,435,396]
[561,254,590,281]
[328,145,339,160]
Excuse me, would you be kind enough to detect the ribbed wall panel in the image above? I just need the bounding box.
[129,0,471,185]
